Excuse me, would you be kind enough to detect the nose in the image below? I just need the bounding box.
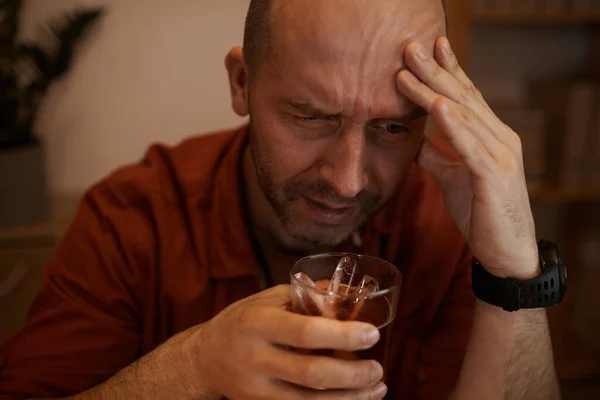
[319,128,369,199]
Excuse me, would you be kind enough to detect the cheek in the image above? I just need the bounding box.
[252,111,327,185]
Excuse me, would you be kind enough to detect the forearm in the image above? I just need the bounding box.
[59,326,217,400]
[452,300,560,400]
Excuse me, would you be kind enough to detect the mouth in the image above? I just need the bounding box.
[300,197,357,225]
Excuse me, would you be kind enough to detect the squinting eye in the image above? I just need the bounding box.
[295,116,327,122]
[381,124,409,134]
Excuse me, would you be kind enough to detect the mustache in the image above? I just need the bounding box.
[283,179,380,206]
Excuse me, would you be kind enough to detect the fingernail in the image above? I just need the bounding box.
[371,382,388,399]
[414,43,427,60]
[370,361,384,382]
[362,328,380,346]
[443,37,453,56]
[402,70,419,83]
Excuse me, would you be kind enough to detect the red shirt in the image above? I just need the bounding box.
[0,125,474,399]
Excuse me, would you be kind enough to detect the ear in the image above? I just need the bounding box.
[225,47,250,117]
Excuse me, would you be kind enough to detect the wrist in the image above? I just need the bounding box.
[483,249,541,281]
[507,259,541,281]
[182,323,222,400]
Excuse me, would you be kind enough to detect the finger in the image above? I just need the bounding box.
[260,345,383,390]
[248,307,380,351]
[432,100,499,176]
[433,38,524,152]
[403,40,517,149]
[404,40,489,116]
[272,380,388,400]
[434,37,488,107]
[397,70,505,163]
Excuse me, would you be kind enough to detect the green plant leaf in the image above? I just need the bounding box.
[45,8,104,80]
[0,2,104,145]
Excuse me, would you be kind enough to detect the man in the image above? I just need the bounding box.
[0,0,561,399]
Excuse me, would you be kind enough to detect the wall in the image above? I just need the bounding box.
[22,0,249,196]
[26,2,590,197]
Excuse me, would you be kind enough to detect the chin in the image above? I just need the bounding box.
[283,221,357,250]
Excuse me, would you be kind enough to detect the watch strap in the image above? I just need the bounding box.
[472,240,567,312]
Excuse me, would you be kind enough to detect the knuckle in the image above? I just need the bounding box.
[459,107,475,124]
[450,57,462,73]
[466,142,487,165]
[240,340,261,367]
[431,96,450,116]
[508,133,523,153]
[299,359,325,388]
[499,149,522,173]
[431,63,443,80]
[459,85,479,104]
[297,318,319,348]
[459,89,471,105]
[470,85,483,99]
[238,307,259,336]
[506,154,523,172]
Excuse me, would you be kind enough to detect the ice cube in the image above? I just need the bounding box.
[346,275,379,321]
[294,272,316,287]
[355,275,379,298]
[328,256,359,295]
[293,273,337,319]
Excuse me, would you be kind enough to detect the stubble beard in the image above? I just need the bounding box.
[247,121,383,248]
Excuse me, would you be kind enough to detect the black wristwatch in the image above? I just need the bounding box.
[472,240,568,312]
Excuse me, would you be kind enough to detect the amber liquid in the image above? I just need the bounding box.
[292,287,395,382]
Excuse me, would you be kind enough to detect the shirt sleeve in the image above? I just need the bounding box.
[0,185,152,399]
[413,247,475,400]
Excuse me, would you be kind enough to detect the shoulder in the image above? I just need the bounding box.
[92,126,245,207]
[60,125,247,274]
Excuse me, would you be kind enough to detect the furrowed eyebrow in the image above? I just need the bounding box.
[373,107,429,125]
[284,100,339,117]
[282,99,428,122]
[390,108,429,123]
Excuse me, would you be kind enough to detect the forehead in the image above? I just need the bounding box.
[258,0,446,117]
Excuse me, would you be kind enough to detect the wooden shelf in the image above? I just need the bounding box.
[473,13,600,24]
[528,185,600,203]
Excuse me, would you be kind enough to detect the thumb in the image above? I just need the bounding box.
[263,284,292,307]
[417,137,460,187]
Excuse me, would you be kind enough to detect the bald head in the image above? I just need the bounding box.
[243,0,271,73]
[243,0,447,74]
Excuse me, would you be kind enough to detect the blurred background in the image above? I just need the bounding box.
[446,1,600,398]
[0,0,598,398]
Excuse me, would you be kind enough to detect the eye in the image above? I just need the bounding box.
[380,123,409,134]
[295,115,329,122]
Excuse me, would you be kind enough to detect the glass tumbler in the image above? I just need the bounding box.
[290,253,402,381]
